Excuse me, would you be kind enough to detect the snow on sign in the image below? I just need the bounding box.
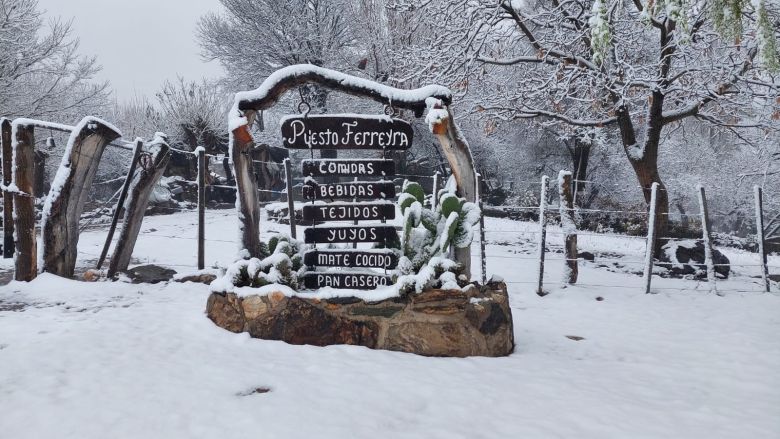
[281,114,413,150]
[304,225,398,244]
[302,159,394,177]
[302,181,396,200]
[302,202,395,222]
[304,249,399,269]
[302,272,393,290]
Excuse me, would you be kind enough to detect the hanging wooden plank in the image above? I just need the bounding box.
[108,139,171,277]
[302,180,395,200]
[304,225,397,244]
[41,117,122,277]
[281,114,413,150]
[304,249,399,269]
[303,202,395,222]
[302,159,394,177]
[301,271,393,290]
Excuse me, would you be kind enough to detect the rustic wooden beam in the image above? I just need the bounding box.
[1,118,14,259]
[96,139,144,269]
[231,111,262,258]
[41,117,122,277]
[108,138,171,277]
[197,147,206,270]
[235,64,452,117]
[12,122,37,281]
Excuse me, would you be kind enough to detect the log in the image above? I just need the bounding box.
[41,117,122,277]
[108,137,171,277]
[1,119,13,259]
[230,111,262,258]
[12,122,37,281]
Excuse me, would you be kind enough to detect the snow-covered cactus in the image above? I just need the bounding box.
[224,234,303,289]
[398,176,481,272]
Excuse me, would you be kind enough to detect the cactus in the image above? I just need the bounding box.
[398,176,481,272]
[230,234,303,289]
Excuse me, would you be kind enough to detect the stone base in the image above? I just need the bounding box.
[206,281,514,357]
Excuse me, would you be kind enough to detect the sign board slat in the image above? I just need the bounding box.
[302,272,393,290]
[281,115,413,150]
[304,249,399,269]
[303,202,395,222]
[304,225,397,244]
[302,159,394,177]
[303,181,396,200]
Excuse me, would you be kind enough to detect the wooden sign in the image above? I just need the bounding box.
[302,272,393,290]
[304,225,397,244]
[303,202,395,222]
[302,159,395,177]
[304,249,399,269]
[303,181,396,200]
[281,115,413,150]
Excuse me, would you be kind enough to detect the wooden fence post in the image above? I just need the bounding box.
[536,175,549,296]
[197,147,206,270]
[284,158,296,239]
[754,185,771,293]
[41,117,122,277]
[697,185,719,295]
[477,173,487,285]
[643,183,659,294]
[96,139,144,269]
[432,171,440,209]
[1,118,13,259]
[108,138,171,277]
[12,122,37,281]
[558,171,578,284]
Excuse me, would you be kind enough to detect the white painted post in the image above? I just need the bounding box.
[754,185,771,293]
[643,182,659,294]
[432,171,440,209]
[697,185,719,295]
[536,175,549,296]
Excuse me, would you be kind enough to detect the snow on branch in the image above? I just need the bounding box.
[231,64,453,128]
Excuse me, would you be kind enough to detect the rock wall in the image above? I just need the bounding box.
[206,281,514,357]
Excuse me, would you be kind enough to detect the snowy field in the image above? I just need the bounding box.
[1,209,779,438]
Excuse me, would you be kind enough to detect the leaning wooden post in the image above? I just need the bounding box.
[96,139,144,269]
[197,147,206,270]
[108,137,171,277]
[41,117,122,277]
[283,158,296,239]
[230,112,262,258]
[558,170,578,284]
[697,185,719,295]
[476,173,487,285]
[1,118,14,259]
[754,185,770,293]
[643,183,659,294]
[11,122,36,281]
[536,175,549,296]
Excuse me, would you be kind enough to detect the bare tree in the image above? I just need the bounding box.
[0,0,109,119]
[389,0,780,252]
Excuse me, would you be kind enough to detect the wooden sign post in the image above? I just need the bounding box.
[282,113,405,290]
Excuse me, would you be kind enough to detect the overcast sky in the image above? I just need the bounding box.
[37,0,225,102]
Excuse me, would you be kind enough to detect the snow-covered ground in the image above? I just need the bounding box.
[1,209,779,438]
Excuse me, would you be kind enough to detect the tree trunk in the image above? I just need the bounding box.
[1,119,14,259]
[571,139,591,196]
[41,117,122,277]
[108,141,171,277]
[231,110,263,258]
[12,123,37,281]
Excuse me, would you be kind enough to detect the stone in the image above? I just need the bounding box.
[578,251,595,262]
[176,273,217,284]
[121,264,177,284]
[658,240,730,279]
[206,282,514,358]
[82,269,101,282]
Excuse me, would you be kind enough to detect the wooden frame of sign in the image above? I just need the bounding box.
[304,249,399,270]
[302,159,394,178]
[302,180,395,200]
[301,271,393,290]
[304,225,397,244]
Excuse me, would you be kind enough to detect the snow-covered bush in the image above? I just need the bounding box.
[398,176,481,273]
[216,234,304,290]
